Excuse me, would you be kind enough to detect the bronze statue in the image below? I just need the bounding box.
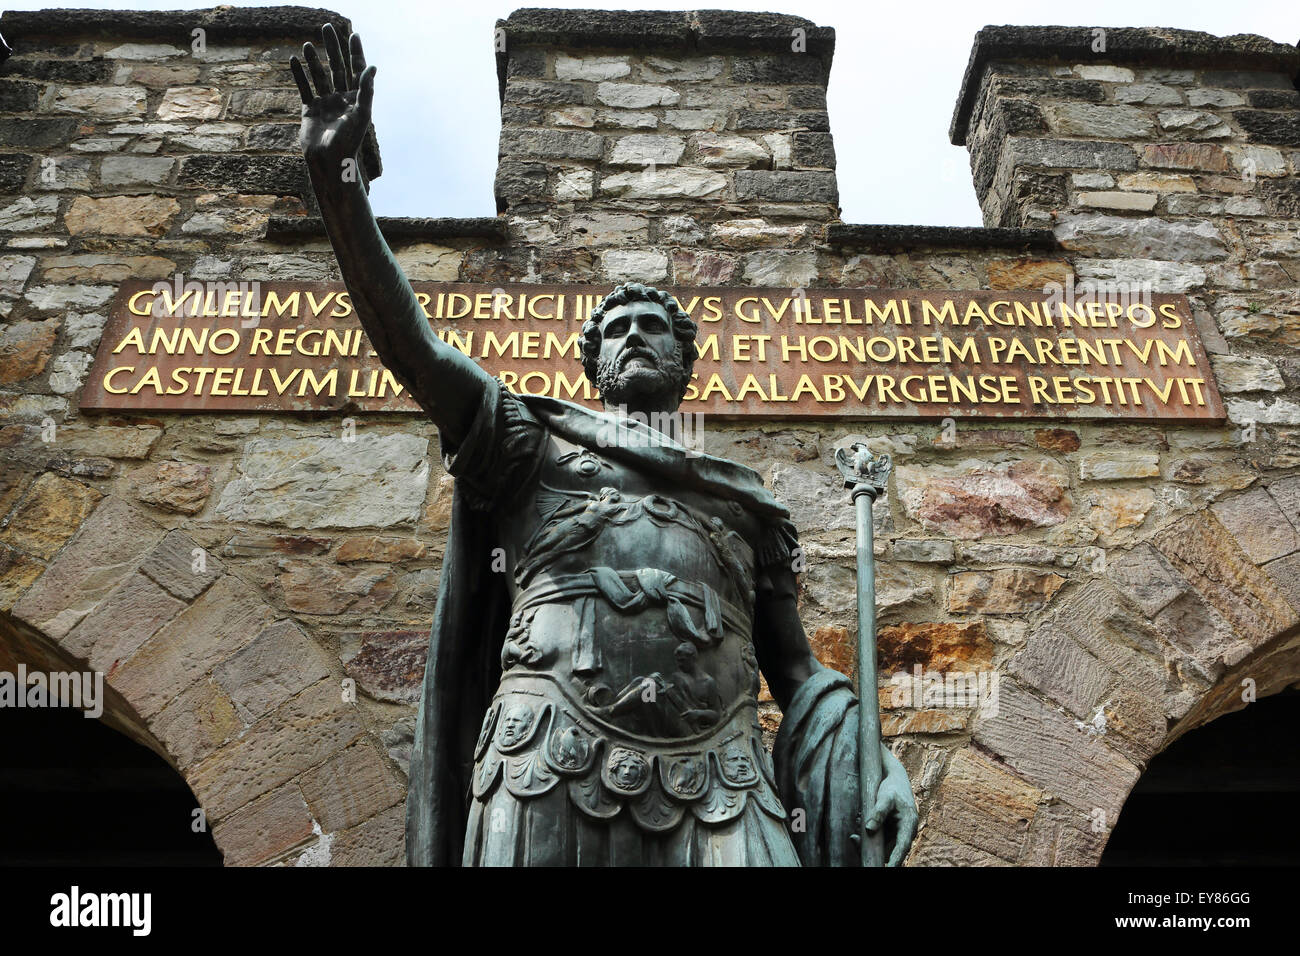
[292,24,918,866]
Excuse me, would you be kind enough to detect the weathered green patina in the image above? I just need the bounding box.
[292,23,917,867]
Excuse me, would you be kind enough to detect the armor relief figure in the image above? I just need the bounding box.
[291,24,918,866]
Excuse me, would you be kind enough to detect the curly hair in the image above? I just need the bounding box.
[580,283,698,399]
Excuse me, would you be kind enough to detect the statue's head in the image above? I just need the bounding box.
[581,283,698,412]
[674,642,698,669]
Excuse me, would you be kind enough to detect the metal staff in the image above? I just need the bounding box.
[834,442,892,867]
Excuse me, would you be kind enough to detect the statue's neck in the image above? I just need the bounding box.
[602,400,685,439]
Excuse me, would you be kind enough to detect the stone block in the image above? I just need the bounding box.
[554,54,630,82]
[0,318,59,384]
[1077,191,1157,212]
[340,630,428,704]
[878,621,993,674]
[608,134,685,166]
[1008,623,1112,718]
[110,574,276,719]
[298,742,405,832]
[212,784,316,867]
[62,570,187,672]
[1046,103,1153,139]
[214,619,333,722]
[735,170,837,203]
[188,679,366,820]
[929,748,1042,862]
[151,677,245,769]
[130,460,213,515]
[215,434,430,530]
[53,85,146,117]
[1018,802,1107,866]
[895,458,1072,538]
[1106,543,1187,616]
[330,804,405,866]
[600,166,726,199]
[1078,452,1160,480]
[99,155,175,185]
[0,472,101,560]
[64,195,180,237]
[0,545,44,613]
[947,569,1065,614]
[972,679,1140,816]
[740,249,818,287]
[11,497,165,639]
[1153,512,1297,650]
[1211,487,1299,564]
[1055,213,1227,260]
[499,128,604,161]
[1139,142,1230,172]
[595,82,679,109]
[908,830,1010,867]
[890,539,956,563]
[156,86,222,120]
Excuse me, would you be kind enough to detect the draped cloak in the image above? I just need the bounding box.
[405,389,866,866]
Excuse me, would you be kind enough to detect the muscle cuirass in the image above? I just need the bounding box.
[470,433,788,843]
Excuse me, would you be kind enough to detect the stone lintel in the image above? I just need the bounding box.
[951,25,1300,145]
[0,5,352,42]
[827,223,1059,251]
[265,215,508,244]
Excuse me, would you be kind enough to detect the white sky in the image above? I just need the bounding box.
[4,0,1296,224]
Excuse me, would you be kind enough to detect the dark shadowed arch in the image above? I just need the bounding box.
[1102,687,1300,865]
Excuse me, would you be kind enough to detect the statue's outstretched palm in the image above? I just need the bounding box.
[290,24,375,168]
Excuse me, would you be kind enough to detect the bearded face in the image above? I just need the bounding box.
[594,301,688,411]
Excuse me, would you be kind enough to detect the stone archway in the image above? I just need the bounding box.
[1,492,407,867]
[0,617,222,865]
[1101,684,1300,865]
[908,480,1300,866]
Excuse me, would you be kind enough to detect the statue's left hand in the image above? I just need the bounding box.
[865,745,919,866]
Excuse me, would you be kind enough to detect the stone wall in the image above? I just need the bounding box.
[1,9,1298,866]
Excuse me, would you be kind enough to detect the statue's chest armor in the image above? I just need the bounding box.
[494,433,765,740]
[503,434,762,602]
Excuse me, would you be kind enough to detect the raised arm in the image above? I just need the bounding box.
[291,24,490,445]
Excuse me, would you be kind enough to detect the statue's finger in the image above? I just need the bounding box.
[865,788,893,832]
[322,23,349,91]
[289,56,314,104]
[888,812,917,867]
[349,32,368,79]
[303,41,332,95]
[357,64,377,115]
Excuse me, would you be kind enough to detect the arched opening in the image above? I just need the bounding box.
[1,616,221,865]
[0,704,222,865]
[1101,686,1300,866]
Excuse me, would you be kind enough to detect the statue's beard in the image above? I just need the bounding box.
[595,346,686,409]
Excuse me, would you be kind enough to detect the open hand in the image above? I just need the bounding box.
[290,23,375,174]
